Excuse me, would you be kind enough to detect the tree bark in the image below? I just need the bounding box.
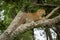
[0,11,25,40]
[0,14,60,40]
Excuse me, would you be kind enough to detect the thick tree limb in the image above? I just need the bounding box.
[0,11,25,40]
[0,14,60,40]
[8,15,60,40]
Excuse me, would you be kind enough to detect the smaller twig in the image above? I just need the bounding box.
[33,3,60,7]
[46,6,60,19]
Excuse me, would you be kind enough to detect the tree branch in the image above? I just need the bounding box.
[45,6,60,40]
[10,15,60,40]
[46,6,60,18]
[0,11,25,40]
[0,14,60,40]
[33,3,60,7]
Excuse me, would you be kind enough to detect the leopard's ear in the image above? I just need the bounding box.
[36,9,46,16]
